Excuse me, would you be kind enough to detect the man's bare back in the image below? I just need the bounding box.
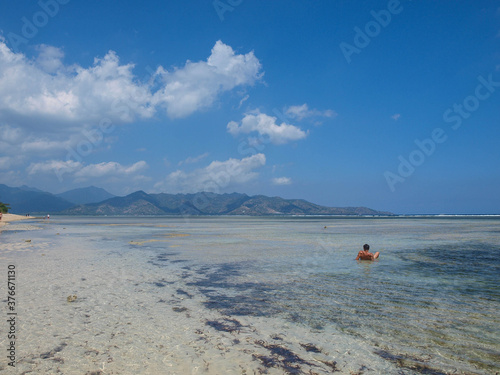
[355,244,380,261]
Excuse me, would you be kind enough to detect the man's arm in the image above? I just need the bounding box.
[355,251,361,260]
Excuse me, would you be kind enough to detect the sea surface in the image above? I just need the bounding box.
[0,216,499,374]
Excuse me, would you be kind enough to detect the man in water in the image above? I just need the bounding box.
[355,244,380,261]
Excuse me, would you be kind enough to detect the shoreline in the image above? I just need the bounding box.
[0,213,35,230]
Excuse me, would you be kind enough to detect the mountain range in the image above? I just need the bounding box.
[0,184,393,216]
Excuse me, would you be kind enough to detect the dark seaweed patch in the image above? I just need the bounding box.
[176,289,193,298]
[148,252,180,267]
[319,359,339,372]
[399,243,500,299]
[152,278,175,288]
[253,340,315,374]
[206,318,243,333]
[187,263,283,317]
[375,349,446,375]
[40,343,67,359]
[300,343,321,353]
[172,306,188,313]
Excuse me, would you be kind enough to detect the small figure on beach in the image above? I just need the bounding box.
[355,244,380,261]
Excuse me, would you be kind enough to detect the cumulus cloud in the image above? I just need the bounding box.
[35,44,65,73]
[0,39,263,187]
[0,40,154,129]
[227,111,308,144]
[391,113,401,121]
[154,154,266,193]
[272,177,292,185]
[27,160,148,182]
[0,39,262,131]
[152,41,262,118]
[27,159,82,176]
[284,104,336,121]
[178,152,210,166]
[74,161,148,179]
[0,124,90,158]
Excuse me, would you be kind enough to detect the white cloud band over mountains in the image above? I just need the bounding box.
[154,154,266,194]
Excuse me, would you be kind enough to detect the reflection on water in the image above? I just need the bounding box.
[2,216,499,374]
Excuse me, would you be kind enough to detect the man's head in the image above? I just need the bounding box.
[363,244,370,251]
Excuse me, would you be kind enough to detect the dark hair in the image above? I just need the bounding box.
[363,244,370,250]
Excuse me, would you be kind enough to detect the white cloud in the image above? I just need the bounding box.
[20,138,73,153]
[36,44,64,73]
[0,124,97,158]
[0,40,154,129]
[0,125,23,144]
[74,161,148,179]
[0,39,262,131]
[152,40,262,118]
[0,39,263,189]
[227,111,308,144]
[238,94,250,109]
[26,160,148,182]
[0,156,13,170]
[154,153,266,193]
[272,177,292,185]
[284,104,336,121]
[178,152,210,166]
[27,159,82,176]
[391,113,401,121]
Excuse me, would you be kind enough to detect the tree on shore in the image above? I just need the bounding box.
[0,202,10,213]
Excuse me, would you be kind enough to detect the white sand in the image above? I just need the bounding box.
[0,213,34,229]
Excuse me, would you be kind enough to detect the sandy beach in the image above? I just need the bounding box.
[0,213,34,229]
[1,216,498,374]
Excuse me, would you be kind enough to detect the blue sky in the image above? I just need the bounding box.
[0,0,499,214]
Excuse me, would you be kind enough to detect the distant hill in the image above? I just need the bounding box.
[62,191,394,216]
[0,184,74,214]
[0,185,394,216]
[56,186,115,205]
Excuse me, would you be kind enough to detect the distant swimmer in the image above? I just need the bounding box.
[355,244,380,261]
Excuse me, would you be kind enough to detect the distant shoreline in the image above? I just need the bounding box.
[0,213,35,230]
[9,213,499,219]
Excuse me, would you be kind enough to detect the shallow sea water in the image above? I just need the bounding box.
[0,216,499,374]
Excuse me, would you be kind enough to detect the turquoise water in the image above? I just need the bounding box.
[2,216,499,374]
